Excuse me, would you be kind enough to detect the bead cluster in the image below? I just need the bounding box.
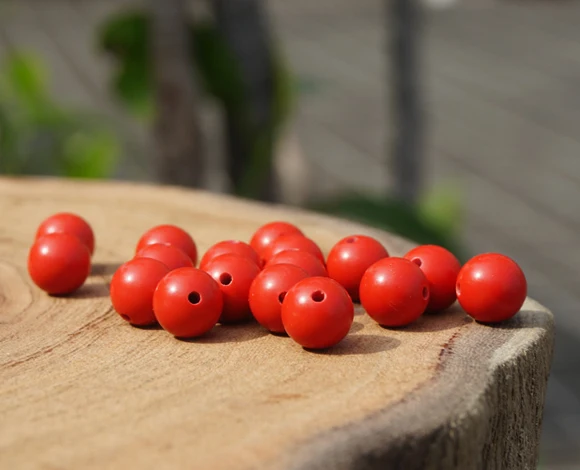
[27,214,528,350]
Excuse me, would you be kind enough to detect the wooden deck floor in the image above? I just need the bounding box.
[1,0,579,465]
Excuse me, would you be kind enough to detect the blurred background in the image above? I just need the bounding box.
[0,0,576,467]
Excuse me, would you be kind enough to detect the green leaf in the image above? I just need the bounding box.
[0,48,120,179]
[98,10,149,57]
[309,193,467,261]
[235,130,273,198]
[60,130,119,178]
[418,181,464,237]
[191,22,246,110]
[98,10,152,119]
[0,53,51,123]
[3,52,47,101]
[114,58,153,119]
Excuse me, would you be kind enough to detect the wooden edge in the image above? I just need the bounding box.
[280,301,554,470]
[0,176,414,250]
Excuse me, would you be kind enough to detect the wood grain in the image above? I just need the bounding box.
[0,177,554,470]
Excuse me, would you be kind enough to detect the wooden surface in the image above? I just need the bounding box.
[0,178,554,470]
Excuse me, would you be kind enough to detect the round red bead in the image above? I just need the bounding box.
[281,277,354,349]
[249,263,309,333]
[136,243,194,271]
[35,212,95,255]
[110,257,170,326]
[403,244,461,312]
[28,233,91,295]
[263,233,324,265]
[153,267,223,338]
[266,250,327,277]
[456,253,527,323]
[249,221,303,260]
[359,257,429,327]
[326,234,389,301]
[136,224,197,265]
[203,253,261,324]
[199,240,261,270]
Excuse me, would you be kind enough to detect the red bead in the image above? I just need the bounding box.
[403,245,461,313]
[153,267,223,338]
[35,212,95,255]
[263,233,324,265]
[199,240,261,270]
[28,233,91,295]
[135,243,194,271]
[281,277,354,349]
[266,250,327,277]
[456,253,527,323]
[249,221,303,260]
[249,263,309,333]
[359,257,429,327]
[136,224,197,265]
[110,257,170,326]
[203,253,261,324]
[326,234,389,301]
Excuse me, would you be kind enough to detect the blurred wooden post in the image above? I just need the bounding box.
[389,0,424,205]
[213,0,278,202]
[149,0,203,187]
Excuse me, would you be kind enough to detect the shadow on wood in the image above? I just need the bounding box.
[380,305,472,333]
[177,322,270,344]
[308,334,401,356]
[90,262,120,277]
[52,282,110,299]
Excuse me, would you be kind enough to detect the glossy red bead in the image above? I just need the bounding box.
[135,243,194,271]
[35,212,95,255]
[456,253,527,323]
[199,240,261,270]
[136,224,197,265]
[203,253,261,324]
[153,267,223,338]
[266,250,327,277]
[28,233,91,295]
[359,257,429,327]
[110,257,170,326]
[249,263,309,333]
[403,245,461,313]
[249,221,303,260]
[326,234,389,301]
[281,277,354,349]
[262,233,325,265]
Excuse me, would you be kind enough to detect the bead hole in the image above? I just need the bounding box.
[311,290,325,302]
[412,257,422,267]
[188,292,201,305]
[278,291,287,303]
[219,273,232,286]
[120,314,130,322]
[422,286,429,299]
[345,237,356,243]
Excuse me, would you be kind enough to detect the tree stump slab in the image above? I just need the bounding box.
[0,178,554,470]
